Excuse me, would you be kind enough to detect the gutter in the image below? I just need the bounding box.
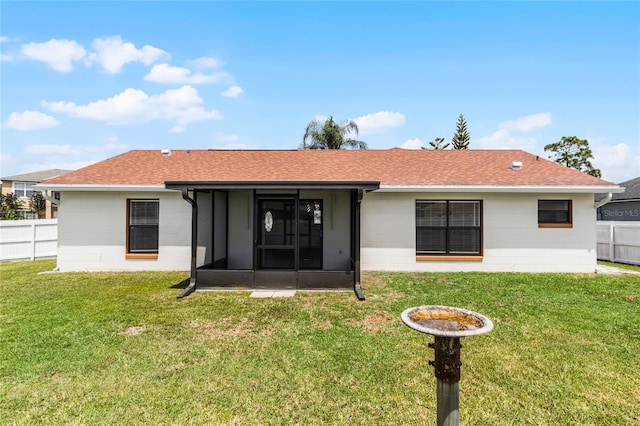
[177,188,198,299]
[594,192,613,209]
[376,185,624,194]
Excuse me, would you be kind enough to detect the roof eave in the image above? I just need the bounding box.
[165,181,381,190]
[35,184,169,192]
[377,185,625,193]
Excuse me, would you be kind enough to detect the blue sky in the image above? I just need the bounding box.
[1,1,639,183]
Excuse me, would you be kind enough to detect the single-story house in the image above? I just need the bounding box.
[1,169,72,219]
[596,176,640,222]
[38,148,622,299]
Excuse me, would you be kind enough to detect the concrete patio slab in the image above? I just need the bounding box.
[250,290,297,298]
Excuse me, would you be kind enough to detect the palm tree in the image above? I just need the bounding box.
[301,116,367,149]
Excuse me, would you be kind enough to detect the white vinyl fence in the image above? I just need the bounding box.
[597,221,640,266]
[0,219,58,262]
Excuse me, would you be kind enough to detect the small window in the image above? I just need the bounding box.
[13,182,34,198]
[127,199,159,255]
[538,200,572,228]
[416,200,482,256]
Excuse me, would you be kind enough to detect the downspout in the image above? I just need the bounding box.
[353,189,365,301]
[177,188,198,299]
[41,190,59,206]
[594,192,613,209]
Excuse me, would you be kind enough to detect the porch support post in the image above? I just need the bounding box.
[353,189,365,301]
[178,188,198,299]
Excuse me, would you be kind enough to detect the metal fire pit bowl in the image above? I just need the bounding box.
[401,306,493,426]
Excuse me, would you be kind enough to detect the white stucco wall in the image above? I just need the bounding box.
[360,191,598,273]
[56,190,191,271]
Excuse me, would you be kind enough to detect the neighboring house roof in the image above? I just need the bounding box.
[1,169,73,183]
[596,176,640,202]
[39,149,621,192]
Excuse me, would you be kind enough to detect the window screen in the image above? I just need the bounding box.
[128,200,159,253]
[416,200,482,255]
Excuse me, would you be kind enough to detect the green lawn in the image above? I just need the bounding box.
[1,260,639,425]
[599,260,640,273]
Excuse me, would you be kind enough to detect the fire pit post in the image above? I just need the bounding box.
[401,306,493,426]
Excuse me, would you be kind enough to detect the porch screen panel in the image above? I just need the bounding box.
[128,200,159,253]
[299,200,322,269]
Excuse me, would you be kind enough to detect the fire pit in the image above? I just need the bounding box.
[401,306,493,426]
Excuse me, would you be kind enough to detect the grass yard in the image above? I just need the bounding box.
[1,260,639,425]
[599,260,640,273]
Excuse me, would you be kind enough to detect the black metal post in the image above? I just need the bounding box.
[431,336,461,426]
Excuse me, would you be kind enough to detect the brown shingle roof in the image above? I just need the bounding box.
[40,149,618,189]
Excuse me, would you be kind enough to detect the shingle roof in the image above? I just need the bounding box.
[40,149,618,189]
[611,177,640,201]
[1,169,73,183]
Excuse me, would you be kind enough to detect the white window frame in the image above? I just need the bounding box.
[13,181,35,198]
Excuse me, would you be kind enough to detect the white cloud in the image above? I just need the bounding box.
[86,36,167,74]
[221,85,244,98]
[398,138,424,149]
[214,131,240,143]
[188,57,222,69]
[144,63,229,84]
[218,143,254,150]
[478,128,538,151]
[22,160,95,173]
[499,112,552,131]
[3,110,60,131]
[0,153,13,172]
[479,113,552,151]
[21,39,86,72]
[42,85,222,131]
[592,141,640,183]
[17,140,133,177]
[353,111,405,134]
[25,142,130,155]
[20,141,130,176]
[0,37,12,61]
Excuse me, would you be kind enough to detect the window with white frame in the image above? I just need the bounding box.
[13,182,35,198]
[127,199,159,254]
[416,200,482,255]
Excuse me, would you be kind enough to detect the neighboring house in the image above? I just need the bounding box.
[38,149,622,299]
[1,169,72,219]
[596,176,640,222]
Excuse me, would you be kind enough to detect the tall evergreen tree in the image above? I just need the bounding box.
[427,137,450,150]
[451,114,470,150]
[544,136,602,178]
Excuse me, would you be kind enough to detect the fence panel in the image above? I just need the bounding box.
[0,219,58,262]
[596,221,640,265]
